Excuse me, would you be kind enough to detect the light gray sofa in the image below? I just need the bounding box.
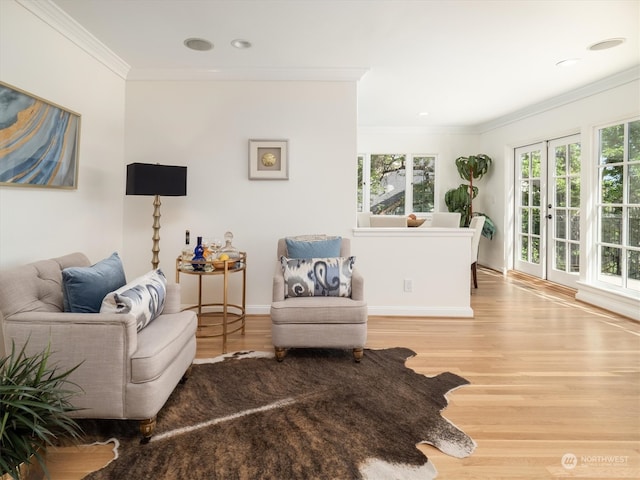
[0,252,197,439]
[271,237,368,362]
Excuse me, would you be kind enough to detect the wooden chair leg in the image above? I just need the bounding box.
[353,348,364,363]
[472,262,478,288]
[139,416,156,443]
[275,347,286,362]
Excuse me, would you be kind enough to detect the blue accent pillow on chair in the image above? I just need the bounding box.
[62,252,127,313]
[285,236,342,258]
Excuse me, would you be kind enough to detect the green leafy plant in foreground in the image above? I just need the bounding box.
[0,342,83,479]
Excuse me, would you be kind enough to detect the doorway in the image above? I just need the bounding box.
[513,135,581,289]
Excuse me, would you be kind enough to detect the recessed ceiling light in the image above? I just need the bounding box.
[184,38,213,51]
[231,39,252,49]
[419,112,429,116]
[556,58,580,68]
[588,38,626,51]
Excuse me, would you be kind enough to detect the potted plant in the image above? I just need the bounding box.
[1,342,83,480]
[445,153,496,238]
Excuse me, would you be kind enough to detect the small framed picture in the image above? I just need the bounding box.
[248,139,289,180]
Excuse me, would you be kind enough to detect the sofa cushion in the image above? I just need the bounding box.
[285,236,341,258]
[280,256,354,298]
[61,252,126,313]
[100,269,167,331]
[130,311,198,383]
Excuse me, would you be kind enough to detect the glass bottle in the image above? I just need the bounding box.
[220,231,239,259]
[192,236,205,271]
[181,230,192,263]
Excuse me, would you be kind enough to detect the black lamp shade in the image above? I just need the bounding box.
[126,163,187,196]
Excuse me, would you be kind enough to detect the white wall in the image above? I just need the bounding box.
[0,0,126,269]
[123,80,358,309]
[357,127,480,213]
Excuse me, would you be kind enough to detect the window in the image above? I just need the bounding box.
[596,118,640,292]
[357,154,436,214]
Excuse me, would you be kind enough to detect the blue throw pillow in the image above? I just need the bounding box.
[62,252,127,313]
[285,236,341,258]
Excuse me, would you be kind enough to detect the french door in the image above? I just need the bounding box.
[514,135,581,289]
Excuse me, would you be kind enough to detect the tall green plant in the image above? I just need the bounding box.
[445,154,493,230]
[0,342,83,479]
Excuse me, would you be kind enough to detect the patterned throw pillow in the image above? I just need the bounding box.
[280,256,355,298]
[100,269,167,331]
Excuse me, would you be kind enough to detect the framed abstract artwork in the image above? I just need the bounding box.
[248,139,289,180]
[0,81,81,189]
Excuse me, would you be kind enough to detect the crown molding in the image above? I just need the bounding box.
[16,0,130,79]
[126,67,369,82]
[476,65,640,133]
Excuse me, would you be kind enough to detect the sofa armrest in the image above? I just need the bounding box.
[272,262,285,302]
[351,267,365,301]
[2,311,138,361]
[164,283,182,314]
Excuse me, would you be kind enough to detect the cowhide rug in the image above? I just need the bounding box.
[77,347,475,479]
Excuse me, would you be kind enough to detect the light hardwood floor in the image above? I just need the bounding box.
[47,268,640,479]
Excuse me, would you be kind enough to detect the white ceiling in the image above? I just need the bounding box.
[48,0,640,129]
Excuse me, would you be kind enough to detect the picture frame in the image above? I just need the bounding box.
[248,139,289,180]
[0,81,81,189]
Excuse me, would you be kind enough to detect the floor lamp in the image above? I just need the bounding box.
[126,163,187,270]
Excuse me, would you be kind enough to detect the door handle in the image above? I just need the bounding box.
[547,214,552,219]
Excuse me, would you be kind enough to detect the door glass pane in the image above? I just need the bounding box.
[532,180,541,206]
[370,154,406,214]
[569,143,581,174]
[570,178,580,207]
[629,120,640,162]
[521,181,530,206]
[412,156,435,212]
[570,243,580,272]
[521,236,529,261]
[520,153,530,176]
[357,155,364,212]
[532,208,540,235]
[599,124,624,164]
[556,178,566,207]
[570,210,580,241]
[601,207,622,244]
[601,166,624,204]
[555,241,566,271]
[531,151,541,177]
[532,237,540,264]
[555,146,566,176]
[629,163,640,204]
[521,208,529,233]
[629,207,640,247]
[556,211,566,239]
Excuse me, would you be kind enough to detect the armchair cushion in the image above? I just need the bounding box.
[61,252,126,313]
[100,269,167,331]
[281,256,355,298]
[285,236,342,258]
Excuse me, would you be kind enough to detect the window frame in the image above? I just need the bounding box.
[357,153,439,216]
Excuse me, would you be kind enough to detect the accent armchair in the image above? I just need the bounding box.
[0,252,198,439]
[270,237,368,362]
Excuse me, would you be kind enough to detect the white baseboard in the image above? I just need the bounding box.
[576,283,640,322]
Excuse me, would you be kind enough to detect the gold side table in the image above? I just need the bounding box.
[175,252,246,353]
